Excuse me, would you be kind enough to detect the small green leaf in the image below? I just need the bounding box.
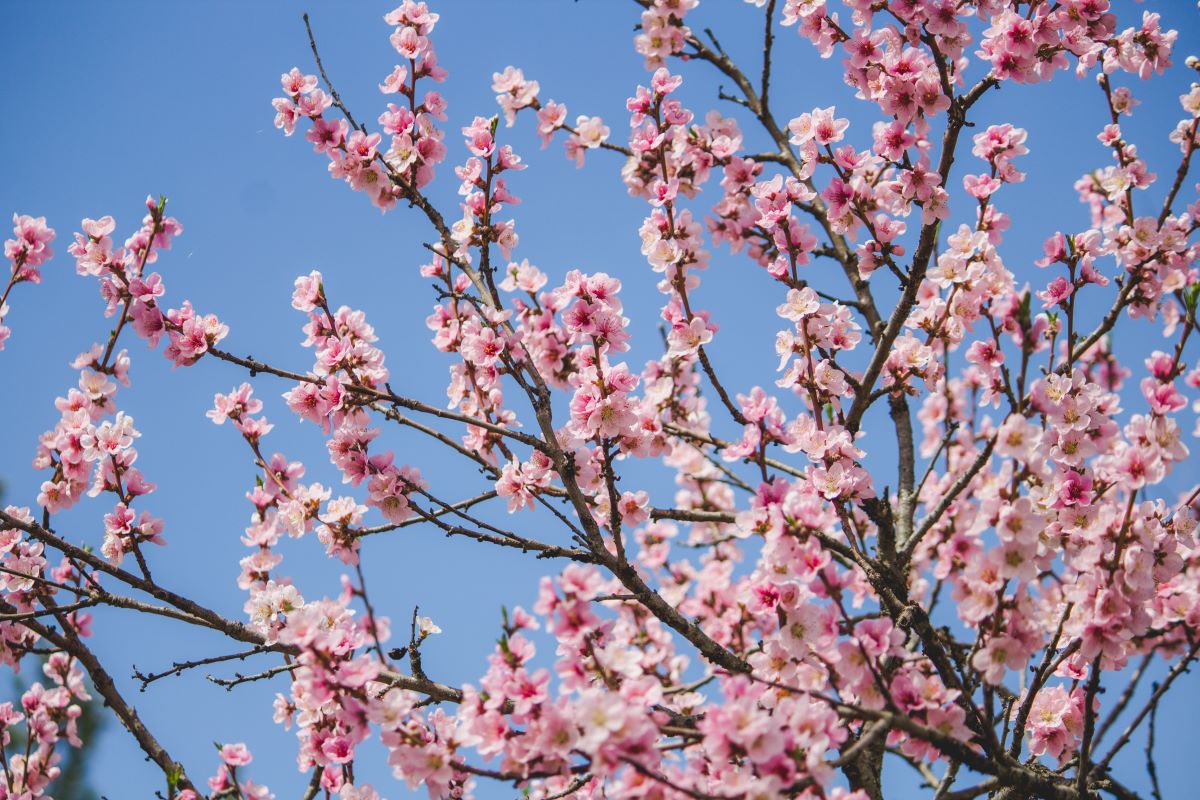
[1182,283,1200,316]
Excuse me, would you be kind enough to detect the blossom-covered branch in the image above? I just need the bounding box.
[2,1,1200,799]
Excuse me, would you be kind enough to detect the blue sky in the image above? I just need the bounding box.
[2,1,1199,797]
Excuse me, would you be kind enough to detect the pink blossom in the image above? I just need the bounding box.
[666,317,713,357]
[220,742,253,767]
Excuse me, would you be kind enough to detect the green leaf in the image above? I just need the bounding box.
[1182,283,1200,316]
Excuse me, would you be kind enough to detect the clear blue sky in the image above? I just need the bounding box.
[1,1,1198,797]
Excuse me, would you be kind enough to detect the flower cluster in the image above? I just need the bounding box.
[492,66,612,168]
[273,2,449,209]
[0,214,55,351]
[0,655,90,798]
[31,202,216,567]
[450,116,523,261]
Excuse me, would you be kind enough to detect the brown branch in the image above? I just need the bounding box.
[1160,118,1198,225]
[649,507,734,524]
[937,780,1001,800]
[1092,651,1153,749]
[357,490,498,536]
[1095,640,1200,774]
[0,599,97,622]
[133,646,273,691]
[208,662,297,689]
[1145,684,1164,800]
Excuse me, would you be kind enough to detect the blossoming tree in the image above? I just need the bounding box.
[2,1,1199,798]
